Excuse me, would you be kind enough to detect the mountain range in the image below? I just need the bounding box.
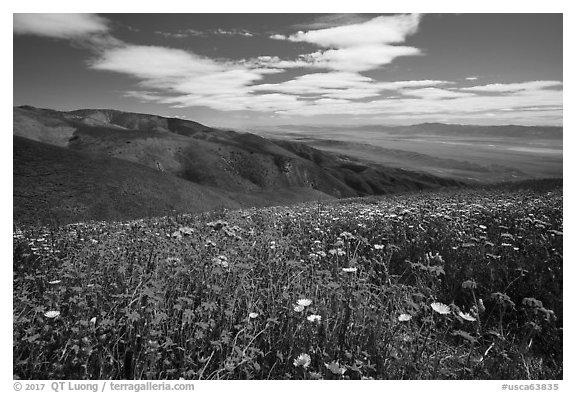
[268,122,563,139]
[13,106,465,225]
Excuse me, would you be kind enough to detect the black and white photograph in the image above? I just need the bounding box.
[10,5,566,387]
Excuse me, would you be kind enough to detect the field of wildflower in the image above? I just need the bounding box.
[13,180,562,380]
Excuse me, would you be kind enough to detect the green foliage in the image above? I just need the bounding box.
[13,182,562,380]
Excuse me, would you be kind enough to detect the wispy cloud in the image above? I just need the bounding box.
[252,72,380,100]
[14,13,110,39]
[154,28,254,39]
[290,14,373,30]
[154,29,206,39]
[460,81,562,93]
[279,14,421,48]
[15,13,562,125]
[269,34,286,40]
[13,13,123,51]
[91,40,562,123]
[90,45,290,112]
[91,45,223,78]
[213,28,254,37]
[269,14,422,72]
[272,84,562,123]
[252,73,451,100]
[297,44,421,72]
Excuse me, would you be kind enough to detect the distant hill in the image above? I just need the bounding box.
[13,106,461,225]
[272,122,563,140]
[274,140,461,194]
[250,121,562,183]
[363,123,563,140]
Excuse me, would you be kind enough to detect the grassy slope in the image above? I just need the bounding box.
[13,180,562,379]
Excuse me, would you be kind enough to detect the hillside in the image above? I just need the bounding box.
[14,135,240,224]
[274,140,461,194]
[14,136,340,225]
[14,106,462,224]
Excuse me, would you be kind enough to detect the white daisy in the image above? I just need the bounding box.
[293,353,311,368]
[430,302,451,315]
[44,310,60,319]
[398,313,412,322]
[297,299,312,307]
[458,311,476,322]
[307,314,322,323]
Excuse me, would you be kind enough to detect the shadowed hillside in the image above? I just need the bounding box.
[14,136,338,225]
[15,106,358,196]
[13,136,243,224]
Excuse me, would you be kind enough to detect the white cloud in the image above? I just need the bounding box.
[90,44,305,113]
[299,44,421,72]
[88,40,562,126]
[265,79,562,126]
[284,14,421,48]
[123,90,168,102]
[244,45,422,73]
[163,69,264,96]
[269,34,287,40]
[69,14,559,126]
[160,92,304,113]
[240,55,313,70]
[461,81,562,93]
[252,72,382,101]
[465,76,479,81]
[252,72,374,94]
[14,13,110,39]
[267,14,422,72]
[252,73,451,99]
[325,81,560,124]
[91,45,223,79]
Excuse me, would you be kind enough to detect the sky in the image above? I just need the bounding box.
[13,13,563,128]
